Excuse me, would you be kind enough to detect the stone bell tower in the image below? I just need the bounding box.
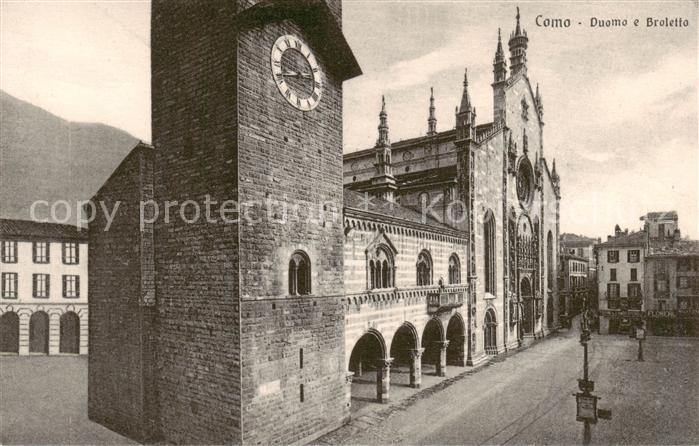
[151,1,360,444]
[90,1,361,445]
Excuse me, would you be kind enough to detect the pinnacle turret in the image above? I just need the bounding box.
[427,87,437,135]
[376,95,389,147]
[508,7,529,75]
[493,28,507,84]
[456,69,476,142]
[459,69,472,113]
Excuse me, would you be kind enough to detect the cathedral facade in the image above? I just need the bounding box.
[343,6,561,390]
[87,2,561,445]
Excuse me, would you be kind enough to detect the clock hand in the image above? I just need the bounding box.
[282,71,299,77]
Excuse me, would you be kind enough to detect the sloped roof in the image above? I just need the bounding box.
[561,233,598,246]
[648,239,699,257]
[343,189,458,234]
[0,218,87,241]
[595,230,646,248]
[90,141,153,202]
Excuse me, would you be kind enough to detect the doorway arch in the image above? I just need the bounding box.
[29,311,49,354]
[421,318,445,375]
[59,312,80,354]
[389,323,419,366]
[446,313,466,366]
[0,312,19,353]
[349,329,386,375]
[520,277,533,335]
[484,308,497,354]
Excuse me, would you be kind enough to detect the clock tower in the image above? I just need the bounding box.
[149,1,360,444]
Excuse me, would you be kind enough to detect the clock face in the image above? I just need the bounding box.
[270,34,322,111]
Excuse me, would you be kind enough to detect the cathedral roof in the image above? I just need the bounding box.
[345,121,497,161]
[343,188,459,235]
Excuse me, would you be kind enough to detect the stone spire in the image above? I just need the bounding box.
[372,96,397,201]
[459,69,472,113]
[427,87,437,135]
[551,159,560,197]
[535,83,544,118]
[456,69,476,142]
[376,95,389,147]
[508,7,529,75]
[493,28,507,84]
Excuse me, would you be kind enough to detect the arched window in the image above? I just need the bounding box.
[418,192,429,207]
[288,251,311,295]
[484,211,496,294]
[368,246,394,289]
[448,254,461,284]
[416,250,433,286]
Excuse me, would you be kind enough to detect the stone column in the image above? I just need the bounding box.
[436,341,450,377]
[408,348,424,388]
[18,312,30,355]
[49,312,60,355]
[375,358,393,403]
[345,371,354,410]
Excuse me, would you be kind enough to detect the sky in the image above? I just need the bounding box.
[1,0,697,240]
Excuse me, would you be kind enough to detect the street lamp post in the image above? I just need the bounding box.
[575,294,611,445]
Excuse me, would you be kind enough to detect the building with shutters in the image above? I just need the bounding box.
[0,218,88,355]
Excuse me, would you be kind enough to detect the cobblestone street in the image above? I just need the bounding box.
[1,324,697,445]
[319,324,699,445]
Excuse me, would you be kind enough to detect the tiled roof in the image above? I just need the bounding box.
[343,189,457,234]
[595,230,646,248]
[648,239,699,257]
[0,218,87,241]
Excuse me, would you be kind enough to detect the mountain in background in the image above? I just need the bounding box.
[1,90,140,226]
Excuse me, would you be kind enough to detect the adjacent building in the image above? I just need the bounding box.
[595,211,698,336]
[0,218,88,355]
[88,3,560,445]
[645,233,699,336]
[596,226,645,334]
[558,252,589,322]
[559,233,599,319]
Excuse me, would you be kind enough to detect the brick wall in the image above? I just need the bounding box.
[236,17,348,445]
[87,145,157,443]
[151,1,242,443]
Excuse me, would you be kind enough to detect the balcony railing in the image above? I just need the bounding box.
[427,290,464,314]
